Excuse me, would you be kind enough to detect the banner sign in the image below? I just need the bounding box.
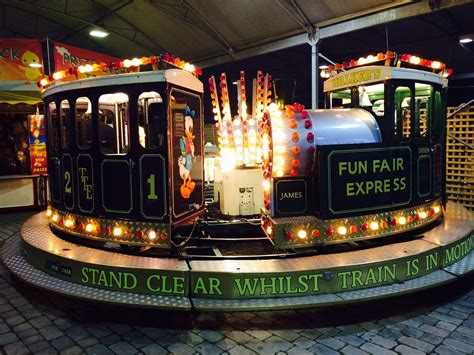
[0,39,43,82]
[28,114,47,175]
[328,147,412,214]
[53,41,120,71]
[24,231,473,299]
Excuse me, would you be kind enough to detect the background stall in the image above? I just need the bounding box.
[0,39,47,211]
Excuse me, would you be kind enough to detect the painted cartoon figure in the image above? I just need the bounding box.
[18,50,42,81]
[178,105,196,199]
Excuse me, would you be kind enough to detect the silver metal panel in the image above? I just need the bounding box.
[339,270,456,301]
[190,238,437,273]
[21,213,188,271]
[422,202,473,246]
[3,251,191,310]
[309,109,381,145]
[192,293,343,312]
[443,252,474,276]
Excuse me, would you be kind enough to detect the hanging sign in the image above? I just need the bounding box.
[0,39,43,82]
[53,41,120,71]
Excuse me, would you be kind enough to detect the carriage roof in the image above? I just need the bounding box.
[42,68,203,97]
[323,65,447,93]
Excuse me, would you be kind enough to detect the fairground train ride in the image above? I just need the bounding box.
[38,51,451,252]
[3,50,471,311]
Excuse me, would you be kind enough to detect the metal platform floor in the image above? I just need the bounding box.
[1,202,473,311]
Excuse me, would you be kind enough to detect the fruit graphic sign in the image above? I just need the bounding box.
[0,39,43,81]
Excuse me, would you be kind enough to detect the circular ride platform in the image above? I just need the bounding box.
[2,202,473,311]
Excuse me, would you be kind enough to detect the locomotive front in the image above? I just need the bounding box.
[261,64,446,248]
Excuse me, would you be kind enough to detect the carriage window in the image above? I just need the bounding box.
[358,83,384,117]
[137,91,164,149]
[76,97,92,149]
[415,83,432,139]
[433,90,442,141]
[48,102,59,152]
[99,93,129,155]
[394,86,412,141]
[60,100,69,149]
[330,89,351,108]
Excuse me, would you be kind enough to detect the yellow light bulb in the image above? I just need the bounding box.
[263,180,271,191]
[297,230,307,239]
[410,56,421,65]
[46,208,52,217]
[85,224,94,232]
[149,230,157,240]
[369,221,379,231]
[52,214,59,222]
[183,63,195,72]
[276,170,284,177]
[419,211,427,219]
[113,227,122,237]
[337,226,347,236]
[398,216,407,225]
[64,219,74,228]
[433,206,440,214]
[266,226,273,235]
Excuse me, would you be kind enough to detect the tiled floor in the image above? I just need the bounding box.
[0,212,473,354]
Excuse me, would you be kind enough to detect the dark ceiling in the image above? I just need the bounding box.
[0,0,410,60]
[202,2,474,113]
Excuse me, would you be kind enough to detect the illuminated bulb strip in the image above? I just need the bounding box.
[38,54,202,89]
[239,71,247,121]
[209,76,222,123]
[46,207,171,246]
[268,200,443,245]
[326,51,451,78]
[220,73,232,121]
[255,71,265,121]
[267,103,287,177]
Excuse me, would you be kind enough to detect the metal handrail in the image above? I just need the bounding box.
[447,133,474,150]
[447,99,474,119]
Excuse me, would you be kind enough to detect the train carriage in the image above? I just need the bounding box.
[44,67,205,249]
